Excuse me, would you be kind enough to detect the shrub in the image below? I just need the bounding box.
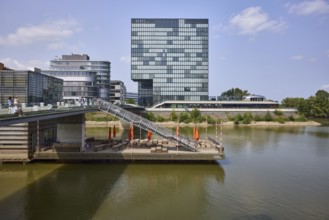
[264,111,273,121]
[235,113,243,121]
[184,118,192,124]
[234,117,240,125]
[296,114,307,122]
[146,112,157,121]
[242,117,252,124]
[157,115,165,122]
[254,114,263,121]
[190,108,201,122]
[170,110,177,121]
[196,115,205,123]
[206,116,216,124]
[179,112,189,123]
[274,109,283,116]
[275,117,286,124]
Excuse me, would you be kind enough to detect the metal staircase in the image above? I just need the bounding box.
[91,98,198,152]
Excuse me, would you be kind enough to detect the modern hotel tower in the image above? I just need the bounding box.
[131,19,209,106]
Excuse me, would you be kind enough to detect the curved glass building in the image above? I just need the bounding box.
[48,54,111,101]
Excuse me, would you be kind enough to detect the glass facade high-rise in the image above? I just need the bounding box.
[0,69,63,106]
[48,54,111,100]
[131,18,209,107]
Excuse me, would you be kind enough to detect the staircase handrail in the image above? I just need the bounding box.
[91,98,198,152]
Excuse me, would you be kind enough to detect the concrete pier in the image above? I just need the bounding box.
[33,138,224,162]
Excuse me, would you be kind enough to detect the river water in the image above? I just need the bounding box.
[0,126,328,220]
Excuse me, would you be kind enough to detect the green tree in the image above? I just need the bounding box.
[282,90,329,118]
[254,114,263,121]
[312,90,329,118]
[190,108,201,122]
[235,113,243,121]
[156,115,165,122]
[179,112,189,123]
[126,98,136,104]
[264,111,273,121]
[220,88,250,100]
[206,115,216,124]
[242,112,253,124]
[170,110,177,121]
[146,112,156,121]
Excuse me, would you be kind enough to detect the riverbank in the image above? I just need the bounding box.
[86,121,123,129]
[85,120,321,128]
[154,121,321,127]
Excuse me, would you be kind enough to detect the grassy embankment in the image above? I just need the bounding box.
[86,109,323,127]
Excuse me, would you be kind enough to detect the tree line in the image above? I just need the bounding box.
[282,90,329,118]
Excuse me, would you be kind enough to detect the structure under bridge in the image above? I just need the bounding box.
[92,98,202,152]
[0,99,224,163]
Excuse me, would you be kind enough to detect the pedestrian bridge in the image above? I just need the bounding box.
[0,98,216,163]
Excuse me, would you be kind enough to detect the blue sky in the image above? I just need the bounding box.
[1,0,328,102]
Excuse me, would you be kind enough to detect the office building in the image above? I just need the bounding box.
[110,80,126,103]
[0,67,63,107]
[131,18,209,106]
[47,54,111,100]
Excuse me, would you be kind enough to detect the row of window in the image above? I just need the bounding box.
[153,87,208,92]
[132,73,208,79]
[133,48,207,53]
[63,82,95,86]
[132,45,208,50]
[131,53,207,59]
[152,91,208,96]
[132,40,208,45]
[132,67,208,73]
[132,67,208,72]
[131,26,208,31]
[132,36,208,41]
[133,31,207,37]
[50,61,110,66]
[153,75,208,81]
[63,86,97,92]
[131,61,208,66]
[154,78,208,84]
[132,56,207,61]
[132,23,208,28]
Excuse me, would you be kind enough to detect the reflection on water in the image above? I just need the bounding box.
[0,126,328,219]
[0,163,224,220]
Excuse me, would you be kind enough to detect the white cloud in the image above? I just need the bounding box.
[291,55,304,60]
[229,6,287,35]
[0,57,48,70]
[120,56,131,63]
[0,18,81,47]
[0,57,28,69]
[286,0,329,15]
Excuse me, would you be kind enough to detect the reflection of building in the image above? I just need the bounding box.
[131,18,209,107]
[110,80,126,103]
[126,92,139,104]
[0,67,63,106]
[45,54,111,101]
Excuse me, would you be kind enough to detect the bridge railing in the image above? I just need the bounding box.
[91,98,198,152]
